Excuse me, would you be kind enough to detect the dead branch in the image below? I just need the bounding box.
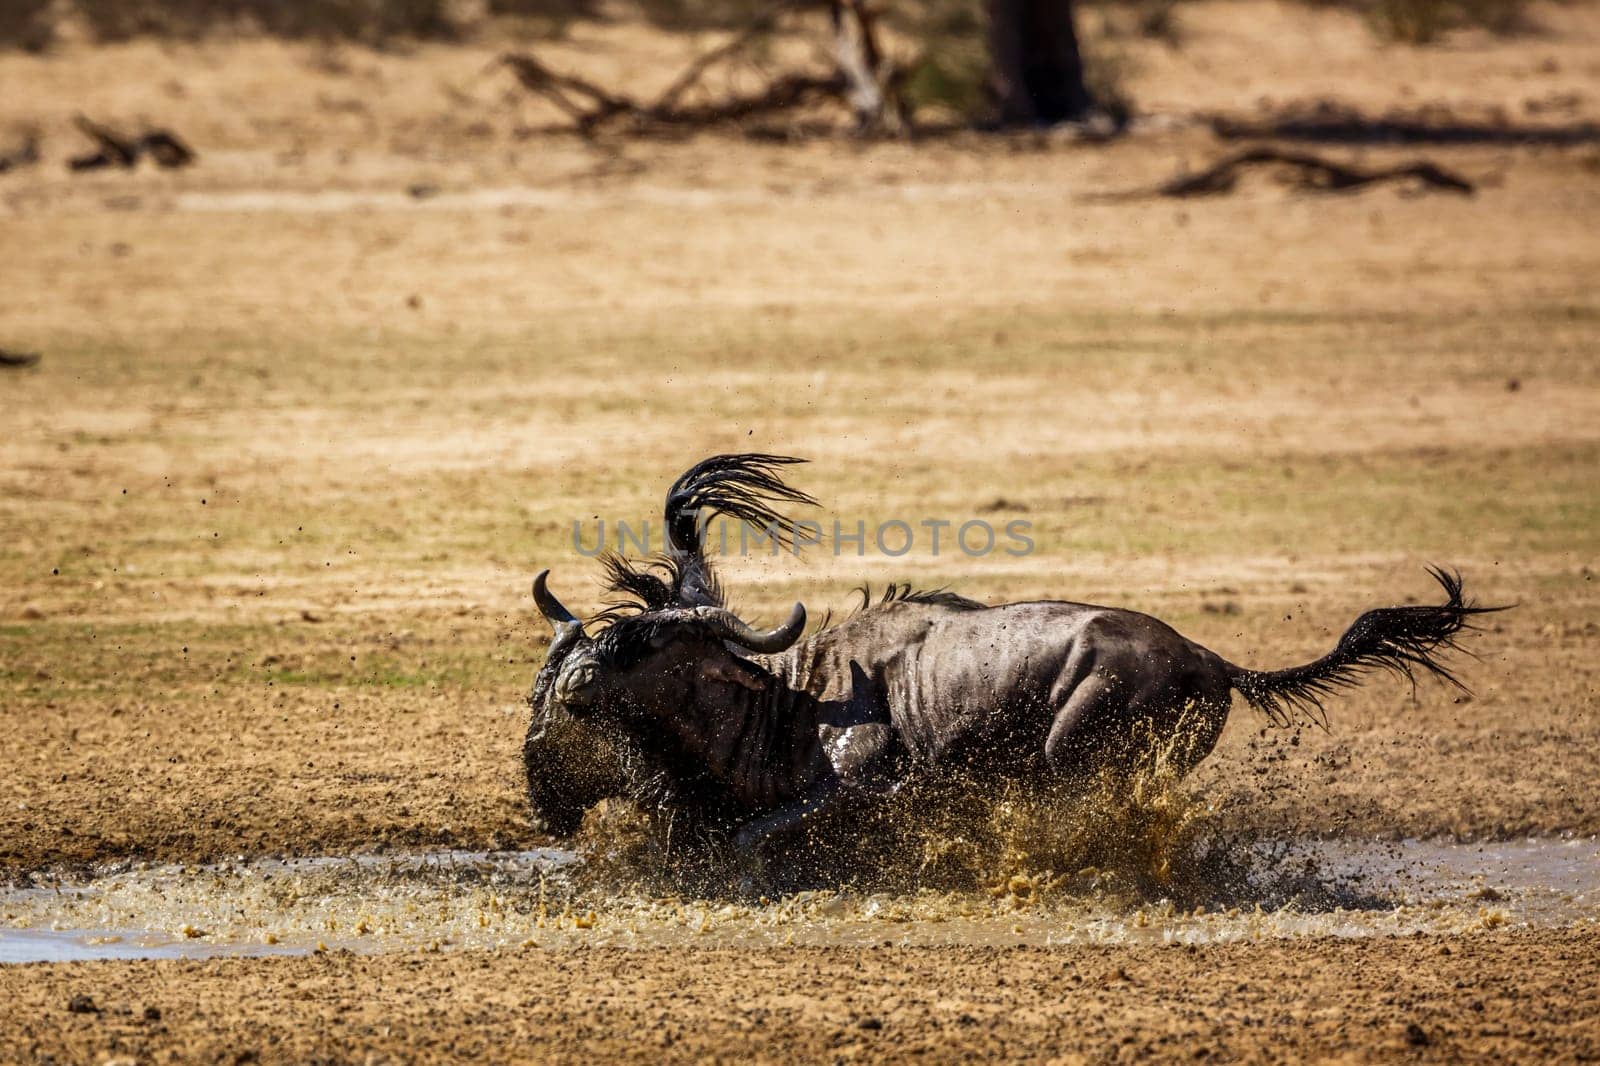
[502,49,847,136]
[498,0,894,137]
[70,115,139,170]
[499,54,637,134]
[137,130,196,168]
[652,1,812,116]
[658,72,848,126]
[1145,147,1474,198]
[69,116,196,171]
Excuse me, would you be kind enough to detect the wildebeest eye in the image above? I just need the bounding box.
[555,659,599,705]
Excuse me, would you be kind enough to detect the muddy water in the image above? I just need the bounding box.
[2,838,1595,964]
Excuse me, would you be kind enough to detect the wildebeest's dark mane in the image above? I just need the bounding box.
[591,556,986,644]
[587,605,764,676]
[591,551,680,623]
[853,582,986,614]
[587,609,677,667]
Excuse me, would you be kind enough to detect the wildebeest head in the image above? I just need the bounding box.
[525,569,806,834]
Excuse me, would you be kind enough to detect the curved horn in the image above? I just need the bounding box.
[698,602,807,653]
[532,569,581,628]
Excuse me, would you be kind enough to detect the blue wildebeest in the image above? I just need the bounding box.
[523,454,1497,865]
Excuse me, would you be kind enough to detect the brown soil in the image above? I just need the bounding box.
[3,933,1598,1063]
[1,0,1598,1060]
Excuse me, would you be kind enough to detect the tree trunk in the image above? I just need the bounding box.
[986,0,1094,126]
[829,0,908,134]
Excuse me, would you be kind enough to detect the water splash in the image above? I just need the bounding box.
[4,715,1593,964]
[1,837,1595,964]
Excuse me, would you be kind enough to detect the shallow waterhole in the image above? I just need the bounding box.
[2,838,1595,965]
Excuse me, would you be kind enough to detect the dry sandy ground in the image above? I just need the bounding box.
[2,934,1598,1064]
[1,0,1598,1060]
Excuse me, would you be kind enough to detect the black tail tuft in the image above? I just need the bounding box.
[656,453,817,609]
[591,455,817,619]
[1228,567,1509,729]
[663,453,817,554]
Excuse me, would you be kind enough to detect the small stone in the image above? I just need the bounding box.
[858,1017,882,1031]
[143,1005,162,1022]
[66,994,99,1014]
[1405,1022,1430,1047]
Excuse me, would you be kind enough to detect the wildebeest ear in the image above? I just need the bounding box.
[697,655,769,692]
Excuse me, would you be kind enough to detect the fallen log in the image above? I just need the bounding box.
[69,115,139,170]
[69,116,196,171]
[137,130,196,168]
[1211,107,1600,147]
[1157,147,1473,196]
[0,349,43,369]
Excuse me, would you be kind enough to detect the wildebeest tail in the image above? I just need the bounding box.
[592,454,819,619]
[1224,567,1505,728]
[662,453,818,609]
[664,453,817,554]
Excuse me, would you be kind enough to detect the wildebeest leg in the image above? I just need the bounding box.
[734,721,900,891]
[1043,673,1134,785]
[731,776,844,853]
[729,777,851,894]
[1046,672,1232,789]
